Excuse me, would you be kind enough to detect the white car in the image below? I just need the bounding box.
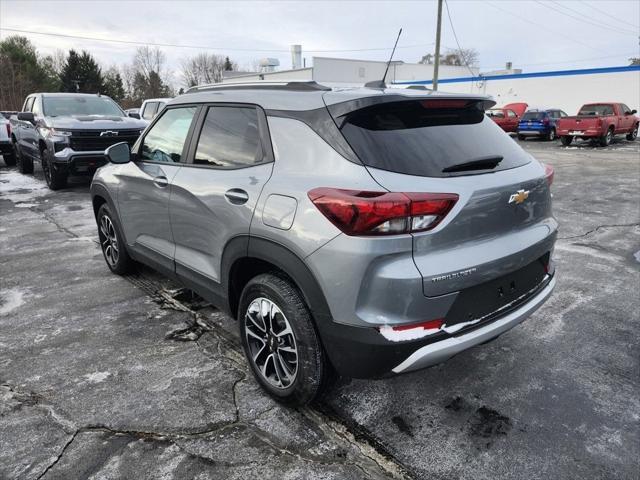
[0,115,15,166]
[139,98,171,123]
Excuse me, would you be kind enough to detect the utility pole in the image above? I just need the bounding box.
[433,0,443,91]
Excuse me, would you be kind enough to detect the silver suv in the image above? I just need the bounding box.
[91,82,557,405]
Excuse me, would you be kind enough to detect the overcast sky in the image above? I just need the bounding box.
[1,0,638,88]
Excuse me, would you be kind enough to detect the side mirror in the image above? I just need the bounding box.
[128,112,140,119]
[631,110,637,115]
[17,112,35,124]
[105,142,131,164]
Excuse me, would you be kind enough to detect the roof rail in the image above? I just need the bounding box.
[185,81,331,94]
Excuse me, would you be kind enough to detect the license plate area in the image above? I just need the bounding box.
[444,254,549,329]
[569,131,583,135]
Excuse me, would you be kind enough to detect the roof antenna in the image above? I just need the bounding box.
[365,28,402,89]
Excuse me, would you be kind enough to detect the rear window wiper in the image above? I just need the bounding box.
[442,155,503,173]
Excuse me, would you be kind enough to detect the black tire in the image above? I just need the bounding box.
[97,204,134,275]
[238,273,327,405]
[41,147,67,190]
[546,128,556,141]
[15,142,34,174]
[2,147,16,167]
[627,123,638,141]
[517,133,525,141]
[599,127,613,147]
[560,136,573,146]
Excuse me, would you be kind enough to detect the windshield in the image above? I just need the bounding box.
[339,100,530,177]
[578,104,614,116]
[521,111,545,120]
[43,96,123,117]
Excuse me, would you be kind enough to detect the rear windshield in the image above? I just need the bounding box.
[338,100,531,177]
[578,104,614,116]
[521,111,545,120]
[43,96,123,117]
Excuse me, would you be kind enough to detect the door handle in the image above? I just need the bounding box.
[153,175,169,188]
[225,188,249,205]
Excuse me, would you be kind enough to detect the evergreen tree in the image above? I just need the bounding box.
[60,50,103,93]
[102,68,125,102]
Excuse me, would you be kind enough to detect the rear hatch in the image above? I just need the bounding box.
[326,95,555,311]
[518,111,546,131]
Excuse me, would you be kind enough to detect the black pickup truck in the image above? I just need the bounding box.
[10,93,147,189]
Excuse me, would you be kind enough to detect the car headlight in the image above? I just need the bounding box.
[39,127,73,138]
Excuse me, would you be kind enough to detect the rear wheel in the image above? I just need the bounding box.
[599,127,613,147]
[627,123,638,141]
[517,133,525,141]
[546,128,556,141]
[239,273,327,405]
[560,136,573,146]
[15,142,34,174]
[97,204,134,274]
[41,147,67,190]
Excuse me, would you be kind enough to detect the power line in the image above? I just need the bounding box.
[0,27,434,54]
[581,1,640,30]
[484,1,608,54]
[533,0,637,37]
[443,0,476,77]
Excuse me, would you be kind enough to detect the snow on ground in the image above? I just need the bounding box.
[0,170,49,204]
[0,288,26,316]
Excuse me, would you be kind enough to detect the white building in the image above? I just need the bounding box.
[222,56,476,87]
[394,65,640,115]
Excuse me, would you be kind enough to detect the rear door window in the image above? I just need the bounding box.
[193,106,264,168]
[142,102,158,120]
[338,99,530,177]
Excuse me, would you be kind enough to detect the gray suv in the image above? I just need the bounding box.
[91,82,557,405]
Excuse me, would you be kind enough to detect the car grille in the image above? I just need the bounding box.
[69,129,141,152]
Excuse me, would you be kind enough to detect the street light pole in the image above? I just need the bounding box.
[433,0,443,91]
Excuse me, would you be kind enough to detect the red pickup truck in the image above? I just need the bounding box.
[486,102,528,133]
[556,103,639,146]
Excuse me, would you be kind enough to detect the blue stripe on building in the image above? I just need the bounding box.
[393,65,640,86]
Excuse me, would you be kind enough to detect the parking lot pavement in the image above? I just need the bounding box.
[1,137,638,480]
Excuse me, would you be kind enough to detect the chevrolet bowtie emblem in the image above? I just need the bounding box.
[508,189,530,205]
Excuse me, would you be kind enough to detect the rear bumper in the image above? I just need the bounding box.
[316,273,555,378]
[556,129,602,138]
[518,129,548,136]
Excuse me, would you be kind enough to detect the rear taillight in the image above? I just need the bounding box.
[544,164,554,186]
[308,188,458,236]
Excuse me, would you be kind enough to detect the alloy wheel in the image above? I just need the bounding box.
[244,297,298,389]
[99,215,120,267]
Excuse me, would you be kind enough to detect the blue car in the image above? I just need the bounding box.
[517,109,568,141]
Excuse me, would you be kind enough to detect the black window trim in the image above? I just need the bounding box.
[182,102,275,171]
[23,96,35,112]
[133,104,202,166]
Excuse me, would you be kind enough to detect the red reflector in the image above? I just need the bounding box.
[543,164,554,186]
[308,188,458,236]
[421,99,470,109]
[390,319,444,332]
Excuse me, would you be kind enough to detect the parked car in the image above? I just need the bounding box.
[503,102,528,118]
[91,82,557,404]
[486,107,520,132]
[10,93,147,189]
[517,109,568,141]
[139,98,171,122]
[556,103,639,146]
[125,108,141,119]
[0,115,15,166]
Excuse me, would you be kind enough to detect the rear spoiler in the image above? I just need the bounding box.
[326,95,496,120]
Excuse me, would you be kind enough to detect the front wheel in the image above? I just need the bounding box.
[15,142,34,174]
[627,124,638,141]
[560,136,573,146]
[41,147,67,190]
[239,273,328,405]
[97,204,134,274]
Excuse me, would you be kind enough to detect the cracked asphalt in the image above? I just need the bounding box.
[1,137,638,480]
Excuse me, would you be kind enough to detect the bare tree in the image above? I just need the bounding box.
[180,53,227,87]
[419,48,478,67]
[133,46,168,80]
